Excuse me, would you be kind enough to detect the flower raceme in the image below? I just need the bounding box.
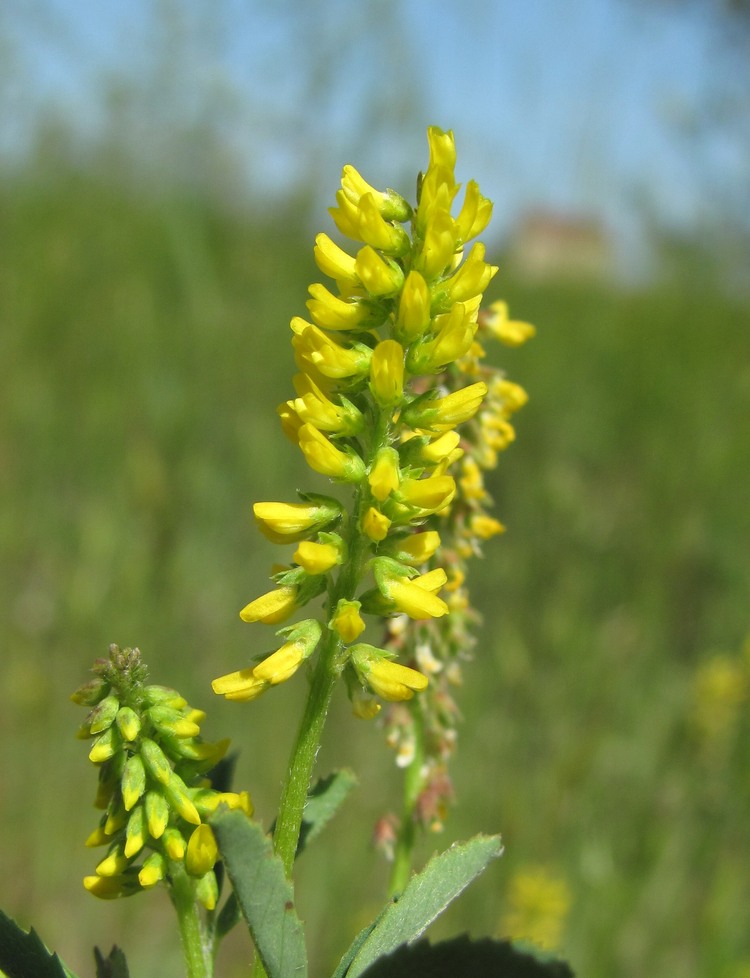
[213,127,506,711]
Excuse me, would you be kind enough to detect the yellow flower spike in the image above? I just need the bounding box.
[402,381,488,432]
[145,791,169,839]
[482,300,536,347]
[396,474,456,513]
[351,646,429,701]
[369,339,405,408]
[368,446,401,502]
[442,242,498,305]
[292,322,372,381]
[313,232,359,285]
[293,539,342,574]
[240,585,298,624]
[306,283,375,332]
[362,506,391,542]
[186,824,219,877]
[397,270,432,342]
[426,125,457,171]
[330,599,366,643]
[138,852,166,889]
[354,245,405,297]
[455,179,493,245]
[298,423,366,482]
[253,498,341,544]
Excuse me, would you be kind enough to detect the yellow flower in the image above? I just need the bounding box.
[253,498,341,544]
[306,283,376,331]
[291,320,372,381]
[298,423,366,482]
[330,599,366,642]
[470,514,506,540]
[483,300,536,346]
[383,530,442,565]
[362,506,391,542]
[413,210,457,281]
[185,824,219,877]
[293,538,342,574]
[313,232,359,285]
[369,339,405,408]
[375,562,449,620]
[402,382,488,432]
[138,852,166,889]
[213,621,322,702]
[396,474,456,513]
[455,180,493,244]
[501,866,571,951]
[397,270,432,341]
[355,245,404,297]
[239,585,297,624]
[351,645,429,701]
[407,303,476,374]
[368,446,401,502]
[331,191,411,256]
[441,243,498,305]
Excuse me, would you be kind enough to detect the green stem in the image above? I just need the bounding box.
[387,711,425,896]
[170,864,214,978]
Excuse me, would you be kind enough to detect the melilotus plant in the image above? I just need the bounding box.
[0,128,574,978]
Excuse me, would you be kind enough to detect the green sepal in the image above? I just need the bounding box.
[139,737,172,785]
[0,908,79,978]
[211,811,307,978]
[88,696,120,735]
[337,834,504,978]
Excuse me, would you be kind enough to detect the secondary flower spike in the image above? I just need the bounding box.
[212,126,522,719]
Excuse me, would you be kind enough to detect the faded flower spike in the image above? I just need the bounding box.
[74,645,251,908]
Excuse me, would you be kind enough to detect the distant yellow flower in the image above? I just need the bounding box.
[691,653,748,744]
[483,300,536,347]
[501,866,571,951]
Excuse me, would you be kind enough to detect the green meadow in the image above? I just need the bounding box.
[1,160,749,977]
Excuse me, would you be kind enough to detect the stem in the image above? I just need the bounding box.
[271,629,341,875]
[170,865,214,978]
[387,711,425,896]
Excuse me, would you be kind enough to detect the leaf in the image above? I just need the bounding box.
[0,909,79,978]
[355,935,575,977]
[296,769,357,856]
[211,811,307,978]
[93,946,130,978]
[340,834,504,978]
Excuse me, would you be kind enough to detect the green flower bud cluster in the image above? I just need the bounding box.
[73,644,252,908]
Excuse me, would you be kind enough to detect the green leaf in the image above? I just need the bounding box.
[296,769,357,856]
[339,834,504,978]
[211,811,307,978]
[0,909,79,978]
[355,935,575,977]
[93,946,130,978]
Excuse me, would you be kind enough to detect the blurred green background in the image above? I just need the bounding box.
[1,2,749,976]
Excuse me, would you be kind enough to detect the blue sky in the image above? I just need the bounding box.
[3,0,745,262]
